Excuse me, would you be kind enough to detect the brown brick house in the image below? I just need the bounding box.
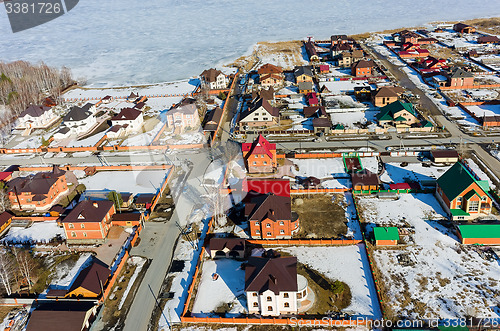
[372,86,405,107]
[453,23,476,34]
[351,60,375,77]
[445,67,474,87]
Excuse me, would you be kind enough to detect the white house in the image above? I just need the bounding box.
[16,105,58,129]
[59,103,97,137]
[238,97,279,131]
[107,108,144,138]
[245,251,305,316]
[200,68,229,90]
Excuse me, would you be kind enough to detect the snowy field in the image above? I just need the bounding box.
[121,121,164,146]
[491,150,500,162]
[2,1,497,86]
[292,158,347,178]
[46,253,92,290]
[466,104,500,117]
[191,259,246,317]
[2,221,65,243]
[380,162,451,184]
[320,80,371,95]
[329,111,378,128]
[79,170,169,194]
[358,194,500,319]
[281,245,382,319]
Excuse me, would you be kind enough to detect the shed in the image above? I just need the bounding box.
[209,238,246,259]
[457,224,500,245]
[373,227,399,246]
[431,150,459,163]
[351,169,379,191]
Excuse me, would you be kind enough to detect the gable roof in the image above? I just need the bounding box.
[245,254,297,294]
[67,258,111,295]
[167,98,198,116]
[303,106,326,118]
[294,66,313,78]
[351,169,380,187]
[112,108,142,121]
[298,81,314,91]
[449,67,474,79]
[200,68,224,82]
[25,302,97,331]
[373,86,404,99]
[62,200,114,224]
[203,106,223,132]
[437,162,489,201]
[0,211,13,228]
[244,193,291,222]
[19,105,51,118]
[376,100,417,121]
[258,63,283,75]
[353,60,375,70]
[477,35,500,43]
[242,134,276,159]
[7,165,66,195]
[252,87,275,101]
[242,179,290,197]
[373,227,400,241]
[240,98,278,122]
[63,103,94,122]
[458,224,500,239]
[209,238,246,253]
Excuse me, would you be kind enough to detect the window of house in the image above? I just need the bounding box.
[266,223,271,228]
[68,223,74,229]
[458,216,465,220]
[283,293,289,298]
[267,296,272,301]
[253,162,256,165]
[284,302,290,308]
[482,196,487,201]
[255,222,259,226]
[469,200,479,212]
[71,232,76,237]
[280,229,285,234]
[81,224,85,229]
[253,293,258,297]
[267,232,271,236]
[83,232,87,237]
[457,197,462,202]
[267,306,273,311]
[255,230,260,234]
[279,221,284,226]
[253,302,258,307]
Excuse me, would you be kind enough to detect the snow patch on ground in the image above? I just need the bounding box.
[80,170,169,194]
[2,221,65,244]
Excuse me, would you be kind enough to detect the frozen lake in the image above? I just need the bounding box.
[0,0,498,86]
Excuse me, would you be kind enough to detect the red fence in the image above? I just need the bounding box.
[247,239,362,246]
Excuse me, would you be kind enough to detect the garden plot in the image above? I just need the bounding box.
[80,170,169,194]
[329,111,378,128]
[466,104,500,118]
[319,80,370,95]
[281,245,382,319]
[67,130,107,147]
[380,162,451,185]
[2,221,65,244]
[191,259,246,317]
[121,120,164,146]
[291,158,350,189]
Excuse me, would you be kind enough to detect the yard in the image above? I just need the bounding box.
[79,169,170,194]
[379,162,451,186]
[292,194,348,239]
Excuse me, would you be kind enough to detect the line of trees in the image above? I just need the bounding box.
[0,247,38,295]
[0,60,74,128]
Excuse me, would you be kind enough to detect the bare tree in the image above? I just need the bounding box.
[12,248,37,290]
[0,250,14,295]
[0,188,9,214]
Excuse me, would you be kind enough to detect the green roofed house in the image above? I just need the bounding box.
[375,100,419,128]
[373,227,399,246]
[457,224,500,245]
[436,162,492,221]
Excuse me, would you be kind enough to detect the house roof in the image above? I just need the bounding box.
[134,193,156,205]
[62,200,114,223]
[242,179,290,197]
[298,81,314,91]
[458,224,500,239]
[373,86,404,99]
[303,106,326,118]
[373,227,399,241]
[19,105,51,118]
[112,212,141,222]
[437,162,489,201]
[477,36,500,43]
[353,60,375,70]
[454,23,473,31]
[294,66,313,78]
[25,301,97,331]
[167,98,198,116]
[258,63,283,76]
[209,238,246,253]
[251,87,275,101]
[244,193,291,222]
[203,106,223,132]
[63,103,94,122]
[351,169,379,187]
[431,149,459,159]
[68,258,111,295]
[0,172,12,181]
[0,211,13,228]
[245,254,297,294]
[376,100,417,122]
[449,67,474,79]
[312,117,331,128]
[240,98,278,121]
[242,134,276,159]
[305,41,318,58]
[7,165,66,195]
[200,68,224,82]
[260,73,283,82]
[112,108,142,121]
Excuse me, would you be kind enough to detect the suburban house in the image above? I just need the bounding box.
[16,105,57,130]
[312,117,331,134]
[376,100,419,127]
[330,43,352,58]
[304,39,320,62]
[0,211,13,237]
[430,150,460,163]
[258,63,283,78]
[372,86,405,107]
[373,227,400,246]
[351,60,375,77]
[453,23,476,34]
[25,302,98,331]
[436,162,492,220]
[294,66,313,83]
[134,193,156,209]
[208,238,246,259]
[246,250,308,316]
[351,169,380,191]
[298,81,314,94]
[111,212,143,227]
[260,73,284,88]
[457,224,500,245]
[303,106,327,119]
[337,49,364,68]
[108,107,144,138]
[57,103,97,138]
[331,34,350,46]
[421,56,448,70]
[393,30,420,44]
[445,67,474,87]
[306,92,319,106]
[165,98,200,132]
[245,190,299,239]
[242,134,277,173]
[252,87,275,103]
[6,165,70,211]
[238,98,279,131]
[477,36,500,44]
[202,106,223,136]
[61,200,116,244]
[200,68,229,90]
[64,258,111,298]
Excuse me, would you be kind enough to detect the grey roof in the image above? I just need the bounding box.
[449,67,474,79]
[19,105,51,118]
[240,97,279,122]
[64,103,94,122]
[298,81,314,91]
[294,66,313,78]
[167,98,198,116]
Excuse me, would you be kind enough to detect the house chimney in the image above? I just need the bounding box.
[93,202,98,208]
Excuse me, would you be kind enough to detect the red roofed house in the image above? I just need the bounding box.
[61,200,116,244]
[260,74,284,88]
[421,56,448,70]
[319,65,330,73]
[242,134,277,173]
[0,212,13,237]
[200,68,229,90]
[351,60,375,77]
[245,191,299,239]
[242,179,291,197]
[7,165,70,211]
[477,36,500,44]
[258,63,283,77]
